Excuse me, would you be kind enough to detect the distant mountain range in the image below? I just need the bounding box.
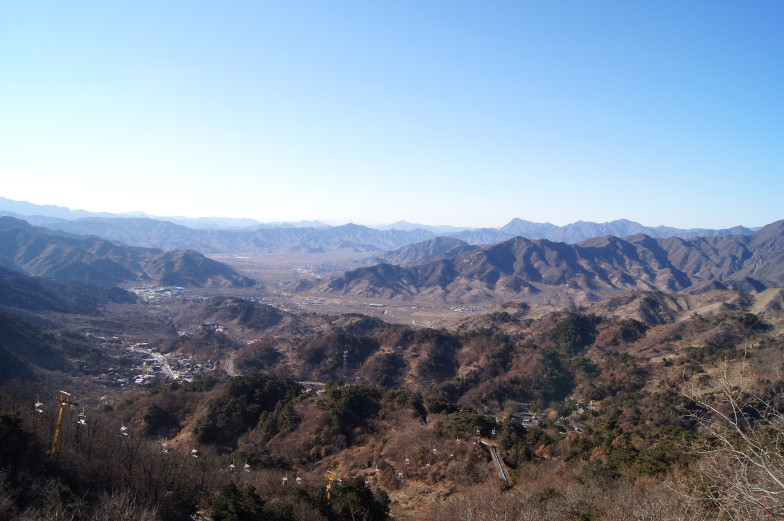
[0,197,331,231]
[0,197,760,254]
[311,220,784,306]
[0,217,255,288]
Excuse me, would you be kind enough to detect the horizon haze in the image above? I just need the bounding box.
[0,195,768,233]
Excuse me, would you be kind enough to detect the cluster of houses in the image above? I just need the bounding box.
[494,402,599,434]
[495,403,541,427]
[293,262,346,276]
[129,286,184,302]
[86,339,222,388]
[199,323,227,332]
[164,355,219,378]
[449,305,491,314]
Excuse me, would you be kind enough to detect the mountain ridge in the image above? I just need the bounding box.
[0,197,761,254]
[0,216,255,288]
[312,221,784,306]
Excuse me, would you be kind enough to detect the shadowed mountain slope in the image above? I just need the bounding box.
[370,237,479,266]
[0,217,255,288]
[314,221,784,305]
[0,265,136,313]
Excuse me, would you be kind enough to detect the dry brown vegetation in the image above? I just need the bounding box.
[2,284,784,519]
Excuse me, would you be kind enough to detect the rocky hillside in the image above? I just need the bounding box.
[3,281,784,520]
[369,236,479,266]
[122,288,784,517]
[314,221,784,306]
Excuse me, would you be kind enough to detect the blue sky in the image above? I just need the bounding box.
[1,1,782,229]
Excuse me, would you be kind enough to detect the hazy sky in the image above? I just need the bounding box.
[1,1,782,229]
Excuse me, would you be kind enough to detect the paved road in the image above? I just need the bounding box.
[150,351,176,379]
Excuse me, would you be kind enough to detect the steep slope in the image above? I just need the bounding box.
[371,237,478,266]
[0,310,73,382]
[143,249,255,288]
[327,264,423,298]
[0,265,136,313]
[311,223,784,305]
[173,296,290,333]
[729,220,784,285]
[0,217,255,288]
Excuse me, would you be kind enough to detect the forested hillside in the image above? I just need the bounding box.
[2,285,782,519]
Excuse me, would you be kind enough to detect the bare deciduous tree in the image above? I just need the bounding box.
[682,363,784,520]
[601,481,706,521]
[89,488,159,521]
[0,471,16,521]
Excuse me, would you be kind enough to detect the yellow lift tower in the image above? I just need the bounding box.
[325,470,340,503]
[50,390,76,462]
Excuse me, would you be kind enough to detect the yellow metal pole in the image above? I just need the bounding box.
[50,391,73,462]
[326,471,337,503]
